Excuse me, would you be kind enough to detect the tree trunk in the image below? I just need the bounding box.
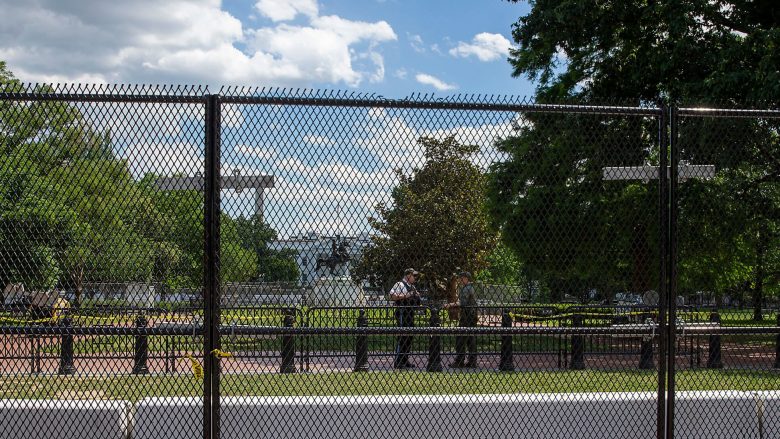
[752,225,768,322]
[632,224,651,294]
[71,265,84,309]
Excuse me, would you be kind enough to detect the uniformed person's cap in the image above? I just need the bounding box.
[458,271,472,280]
[404,268,419,276]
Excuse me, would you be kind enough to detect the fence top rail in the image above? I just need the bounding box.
[0,85,660,115]
[219,94,662,115]
[0,91,208,104]
[2,324,778,336]
[678,107,780,118]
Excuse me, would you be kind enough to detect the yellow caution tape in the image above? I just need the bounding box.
[0,316,55,325]
[210,349,234,358]
[183,354,204,380]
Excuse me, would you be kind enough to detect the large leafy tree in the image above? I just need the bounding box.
[235,214,299,283]
[353,136,497,299]
[1,63,157,303]
[490,0,780,316]
[144,177,259,292]
[1,62,260,305]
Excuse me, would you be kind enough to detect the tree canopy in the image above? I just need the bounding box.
[353,136,497,299]
[0,62,293,304]
[489,0,780,313]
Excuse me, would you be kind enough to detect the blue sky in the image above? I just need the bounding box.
[0,0,534,97]
[0,0,536,237]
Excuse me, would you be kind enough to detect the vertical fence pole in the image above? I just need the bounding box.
[774,314,780,369]
[639,330,655,370]
[427,307,442,372]
[656,103,669,439]
[354,309,369,372]
[570,313,585,370]
[203,93,221,439]
[281,310,297,373]
[499,309,514,372]
[29,334,39,374]
[132,314,149,374]
[57,316,75,375]
[707,312,723,369]
[666,104,680,439]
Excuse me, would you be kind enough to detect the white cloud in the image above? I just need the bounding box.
[367,51,385,83]
[235,144,277,160]
[394,68,408,79]
[302,135,336,146]
[0,0,396,88]
[222,105,245,128]
[415,73,457,91]
[449,32,511,62]
[246,16,396,87]
[123,142,204,179]
[255,0,318,22]
[409,34,425,53]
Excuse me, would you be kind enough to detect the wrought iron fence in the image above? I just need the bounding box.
[0,84,778,438]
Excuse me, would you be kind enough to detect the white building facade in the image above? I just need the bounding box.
[270,232,371,286]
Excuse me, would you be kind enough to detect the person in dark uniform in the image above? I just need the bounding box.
[389,268,420,369]
[445,271,478,368]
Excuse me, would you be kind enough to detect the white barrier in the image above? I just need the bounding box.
[0,399,131,439]
[131,392,772,439]
[135,394,653,439]
[674,391,759,438]
[755,391,780,439]
[4,390,777,438]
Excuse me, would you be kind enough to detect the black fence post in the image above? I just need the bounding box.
[29,334,41,374]
[280,310,297,373]
[203,93,222,439]
[58,316,75,375]
[427,307,442,372]
[639,328,655,370]
[707,312,723,369]
[354,309,369,372]
[132,315,149,375]
[774,314,780,369]
[570,313,585,370]
[498,309,514,372]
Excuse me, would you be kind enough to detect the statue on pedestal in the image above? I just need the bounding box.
[315,235,351,276]
[310,235,365,307]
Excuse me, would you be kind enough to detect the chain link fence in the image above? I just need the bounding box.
[0,85,778,438]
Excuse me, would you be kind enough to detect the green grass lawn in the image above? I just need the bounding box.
[1,369,777,401]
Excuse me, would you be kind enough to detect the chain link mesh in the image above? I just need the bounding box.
[0,86,777,438]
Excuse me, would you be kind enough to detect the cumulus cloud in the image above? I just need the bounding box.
[415,73,457,91]
[449,32,511,62]
[255,0,318,22]
[0,0,396,87]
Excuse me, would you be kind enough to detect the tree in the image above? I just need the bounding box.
[353,136,497,299]
[492,0,780,316]
[476,241,525,286]
[1,62,265,305]
[144,178,259,292]
[1,63,157,303]
[234,215,298,284]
